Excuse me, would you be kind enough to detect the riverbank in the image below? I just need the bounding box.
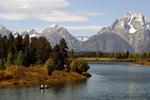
[133,60,150,66]
[0,65,91,88]
[78,58,134,62]
[79,57,150,66]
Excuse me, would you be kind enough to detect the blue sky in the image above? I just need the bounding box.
[0,0,150,37]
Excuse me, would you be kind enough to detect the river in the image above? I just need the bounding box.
[1,62,150,100]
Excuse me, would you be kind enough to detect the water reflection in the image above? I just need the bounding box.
[48,82,67,94]
[1,62,150,100]
[69,79,87,90]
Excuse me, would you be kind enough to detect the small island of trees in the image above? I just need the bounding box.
[0,33,91,87]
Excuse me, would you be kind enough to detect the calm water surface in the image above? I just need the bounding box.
[1,62,150,100]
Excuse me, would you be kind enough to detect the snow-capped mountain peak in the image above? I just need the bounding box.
[43,24,66,35]
[42,24,80,50]
[107,12,150,34]
[12,30,20,37]
[51,24,59,27]
[12,29,41,38]
[96,12,150,53]
[121,12,150,33]
[47,24,62,30]
[21,29,40,38]
[123,12,143,20]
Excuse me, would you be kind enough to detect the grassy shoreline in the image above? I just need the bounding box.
[1,58,149,88]
[78,57,150,66]
[133,60,150,66]
[0,65,91,88]
[78,58,134,62]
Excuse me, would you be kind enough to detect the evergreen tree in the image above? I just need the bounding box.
[51,44,61,70]
[29,37,38,64]
[13,34,23,58]
[59,38,68,69]
[16,50,28,66]
[7,53,13,68]
[0,59,5,70]
[36,36,52,64]
[126,51,129,58]
[0,35,8,59]
[8,33,15,54]
[45,40,52,61]
[22,34,30,65]
[22,34,29,56]
[57,60,63,70]
[3,35,8,55]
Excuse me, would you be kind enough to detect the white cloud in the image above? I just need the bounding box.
[69,11,104,16]
[0,0,89,21]
[87,13,104,16]
[36,10,88,22]
[64,25,104,31]
[0,13,29,20]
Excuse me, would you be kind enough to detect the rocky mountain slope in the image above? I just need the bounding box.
[42,24,80,50]
[0,24,11,37]
[79,33,134,52]
[96,12,150,53]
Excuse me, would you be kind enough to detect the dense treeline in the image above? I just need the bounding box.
[76,50,150,60]
[0,33,90,76]
[75,51,128,59]
[0,33,51,69]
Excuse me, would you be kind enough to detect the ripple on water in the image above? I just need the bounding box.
[1,62,150,100]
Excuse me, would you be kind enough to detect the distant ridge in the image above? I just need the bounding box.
[1,12,150,53]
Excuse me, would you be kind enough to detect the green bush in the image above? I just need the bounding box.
[70,60,90,74]
[7,53,13,68]
[44,58,56,75]
[16,51,29,67]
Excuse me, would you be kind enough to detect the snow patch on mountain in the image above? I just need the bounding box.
[98,12,150,53]
[12,30,20,37]
[76,36,90,42]
[21,29,40,38]
[129,25,137,33]
[51,24,59,27]
[12,29,41,38]
[109,12,150,34]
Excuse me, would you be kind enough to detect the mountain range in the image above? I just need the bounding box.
[0,12,150,53]
[95,12,150,53]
